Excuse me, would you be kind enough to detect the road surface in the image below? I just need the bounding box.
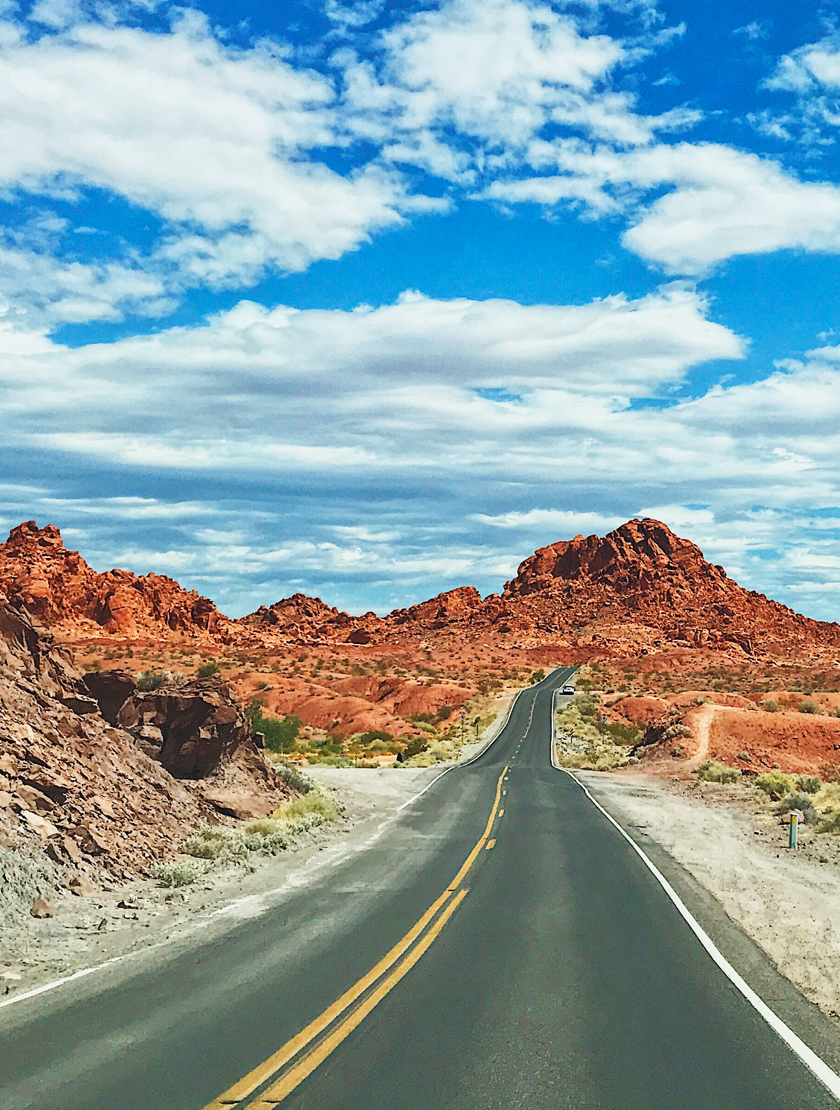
[3,666,840,1109]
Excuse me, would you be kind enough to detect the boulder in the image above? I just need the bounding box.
[117,678,253,779]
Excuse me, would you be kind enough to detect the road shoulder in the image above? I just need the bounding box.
[579,769,840,1076]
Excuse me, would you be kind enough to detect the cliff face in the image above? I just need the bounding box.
[0,521,230,640]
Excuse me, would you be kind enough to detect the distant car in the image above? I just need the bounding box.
[561,684,575,695]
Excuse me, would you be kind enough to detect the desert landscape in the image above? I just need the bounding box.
[7,514,840,1019]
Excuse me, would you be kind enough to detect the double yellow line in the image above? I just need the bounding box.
[201,764,508,1110]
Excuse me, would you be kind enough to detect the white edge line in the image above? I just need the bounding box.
[549,690,840,1102]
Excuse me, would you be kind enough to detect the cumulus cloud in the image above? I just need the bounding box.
[338,0,689,179]
[0,10,414,309]
[2,291,840,616]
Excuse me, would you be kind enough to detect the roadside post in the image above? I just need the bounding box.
[789,810,799,850]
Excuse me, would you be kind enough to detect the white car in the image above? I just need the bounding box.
[561,684,575,695]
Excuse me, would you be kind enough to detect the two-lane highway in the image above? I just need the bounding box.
[3,666,840,1109]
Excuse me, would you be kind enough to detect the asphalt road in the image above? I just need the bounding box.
[3,666,840,1109]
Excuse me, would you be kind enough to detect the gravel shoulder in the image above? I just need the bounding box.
[583,768,840,1020]
[0,767,440,1000]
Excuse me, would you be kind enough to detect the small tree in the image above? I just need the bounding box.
[197,661,221,679]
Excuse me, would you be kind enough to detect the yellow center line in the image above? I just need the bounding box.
[485,839,496,850]
[498,809,504,817]
[252,890,469,1108]
[199,765,507,1110]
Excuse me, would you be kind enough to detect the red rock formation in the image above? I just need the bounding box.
[3,517,839,665]
[0,522,231,640]
[0,604,291,876]
[497,518,840,654]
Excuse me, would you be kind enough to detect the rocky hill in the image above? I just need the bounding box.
[497,518,840,656]
[0,521,233,641]
[3,518,839,661]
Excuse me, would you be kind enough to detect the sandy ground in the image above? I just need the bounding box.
[0,766,440,999]
[584,769,840,1019]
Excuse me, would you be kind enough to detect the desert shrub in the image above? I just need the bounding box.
[572,693,599,718]
[696,760,740,784]
[530,669,545,684]
[309,755,354,767]
[182,826,248,860]
[403,736,429,759]
[248,701,302,753]
[436,704,453,721]
[197,661,220,679]
[271,758,316,794]
[273,791,340,831]
[137,670,166,692]
[761,700,780,713]
[819,809,840,833]
[359,730,392,744]
[797,774,821,794]
[152,858,208,886]
[406,739,457,766]
[241,817,288,852]
[799,700,819,715]
[775,793,818,823]
[736,751,751,762]
[602,721,641,745]
[754,771,799,796]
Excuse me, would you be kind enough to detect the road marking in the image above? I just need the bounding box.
[485,839,496,850]
[498,809,504,817]
[549,699,840,1104]
[252,890,469,1108]
[201,768,506,1110]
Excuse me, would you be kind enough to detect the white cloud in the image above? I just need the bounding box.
[4,293,840,616]
[338,0,686,185]
[0,11,413,301]
[474,509,623,533]
[488,141,840,273]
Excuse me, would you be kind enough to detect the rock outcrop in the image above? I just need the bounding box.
[117,679,253,779]
[0,604,290,877]
[0,521,231,640]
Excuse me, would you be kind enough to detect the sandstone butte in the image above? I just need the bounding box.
[2,517,839,664]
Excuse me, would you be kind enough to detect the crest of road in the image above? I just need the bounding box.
[4,666,840,1108]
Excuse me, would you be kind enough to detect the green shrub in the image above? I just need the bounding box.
[775,792,818,823]
[530,669,545,684]
[799,700,819,714]
[137,670,166,692]
[271,758,316,794]
[797,774,821,794]
[248,701,303,753]
[403,736,429,758]
[696,760,740,784]
[182,826,248,860]
[197,661,220,679]
[152,858,207,886]
[754,771,798,796]
[309,755,354,767]
[273,790,340,832]
[359,730,393,744]
[817,809,840,834]
[761,700,779,713]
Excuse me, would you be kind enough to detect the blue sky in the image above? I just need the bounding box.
[2,0,840,620]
